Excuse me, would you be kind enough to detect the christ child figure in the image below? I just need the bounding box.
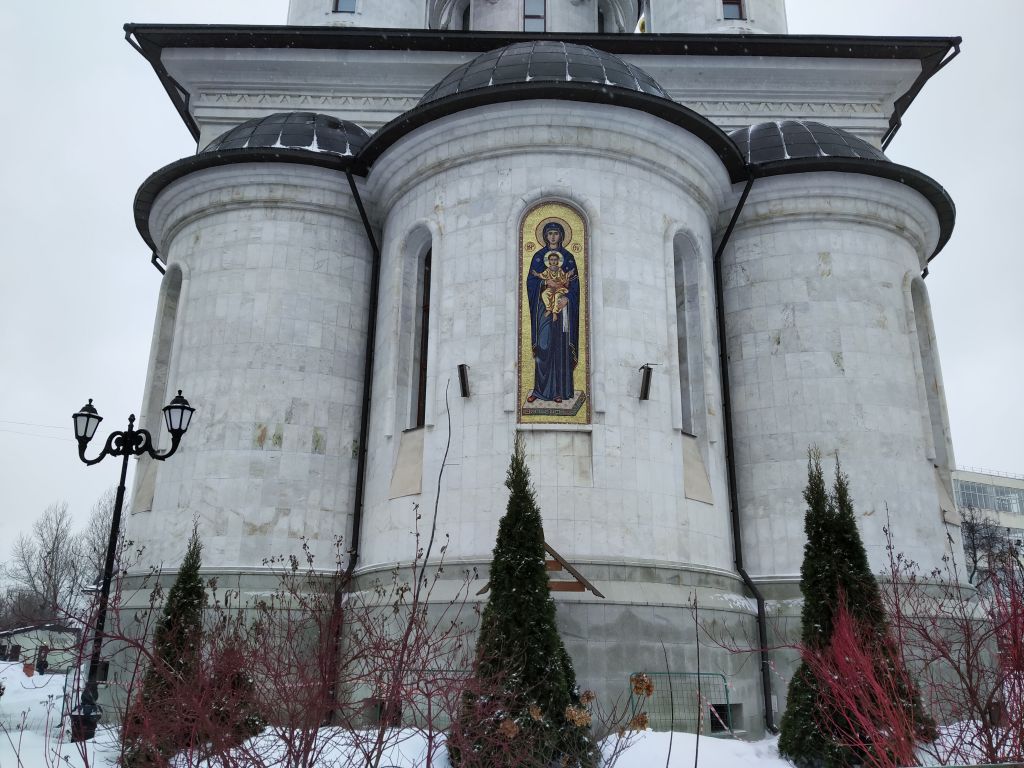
[531,251,577,321]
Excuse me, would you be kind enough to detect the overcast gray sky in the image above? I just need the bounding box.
[1,1,1020,562]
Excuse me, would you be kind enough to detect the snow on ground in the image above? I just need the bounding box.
[2,662,795,768]
[605,730,793,768]
[0,728,795,768]
[0,661,70,731]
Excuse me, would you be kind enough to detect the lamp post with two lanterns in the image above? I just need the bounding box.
[71,390,195,697]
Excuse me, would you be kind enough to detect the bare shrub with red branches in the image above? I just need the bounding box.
[234,527,478,768]
[13,404,646,768]
[799,589,926,768]
[783,519,1024,768]
[875,522,1024,766]
[16,510,478,768]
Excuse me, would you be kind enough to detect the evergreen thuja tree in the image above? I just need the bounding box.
[207,633,266,747]
[124,525,206,767]
[449,436,597,768]
[778,450,930,767]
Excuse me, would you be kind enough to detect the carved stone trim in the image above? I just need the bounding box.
[194,91,420,111]
[683,99,884,115]
[192,90,885,123]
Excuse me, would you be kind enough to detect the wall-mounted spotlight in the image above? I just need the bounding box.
[638,364,654,401]
[457,364,471,398]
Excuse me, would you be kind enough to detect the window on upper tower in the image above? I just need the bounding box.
[722,0,744,19]
[334,0,356,12]
[524,0,546,32]
[462,3,471,29]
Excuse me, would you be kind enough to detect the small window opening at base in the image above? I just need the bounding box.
[709,702,741,733]
[722,0,744,20]
[334,0,356,13]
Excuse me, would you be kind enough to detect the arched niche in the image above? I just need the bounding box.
[132,263,184,515]
[910,277,953,472]
[598,0,632,32]
[428,0,469,29]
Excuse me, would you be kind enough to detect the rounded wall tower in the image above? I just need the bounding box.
[129,114,374,576]
[721,121,957,585]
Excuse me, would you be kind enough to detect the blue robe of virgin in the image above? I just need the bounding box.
[526,245,579,402]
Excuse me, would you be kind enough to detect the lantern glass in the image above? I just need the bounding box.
[163,391,194,435]
[73,401,102,442]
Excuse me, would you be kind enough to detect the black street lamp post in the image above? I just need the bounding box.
[72,390,195,701]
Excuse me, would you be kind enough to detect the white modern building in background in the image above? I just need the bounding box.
[120,0,963,734]
[954,468,1024,562]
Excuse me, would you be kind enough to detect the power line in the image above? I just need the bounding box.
[0,419,67,431]
[0,429,74,442]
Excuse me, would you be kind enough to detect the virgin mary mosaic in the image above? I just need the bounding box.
[518,202,591,424]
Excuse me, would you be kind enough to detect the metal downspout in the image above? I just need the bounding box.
[712,173,777,733]
[326,169,381,725]
[344,169,381,581]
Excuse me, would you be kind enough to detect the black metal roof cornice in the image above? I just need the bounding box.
[354,80,747,179]
[124,23,960,145]
[746,157,955,260]
[124,23,958,59]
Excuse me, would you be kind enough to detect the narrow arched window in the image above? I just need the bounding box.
[462,3,471,30]
[673,233,696,436]
[412,249,432,428]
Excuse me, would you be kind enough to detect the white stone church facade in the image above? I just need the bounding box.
[123,0,962,734]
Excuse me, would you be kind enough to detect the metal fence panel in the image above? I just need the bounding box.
[627,672,732,734]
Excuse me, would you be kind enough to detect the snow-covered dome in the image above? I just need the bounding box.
[203,112,369,158]
[419,41,669,105]
[730,120,887,164]
[730,119,954,258]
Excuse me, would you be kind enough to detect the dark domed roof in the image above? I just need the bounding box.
[419,41,670,105]
[730,119,954,261]
[730,120,887,165]
[136,112,369,255]
[203,112,369,157]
